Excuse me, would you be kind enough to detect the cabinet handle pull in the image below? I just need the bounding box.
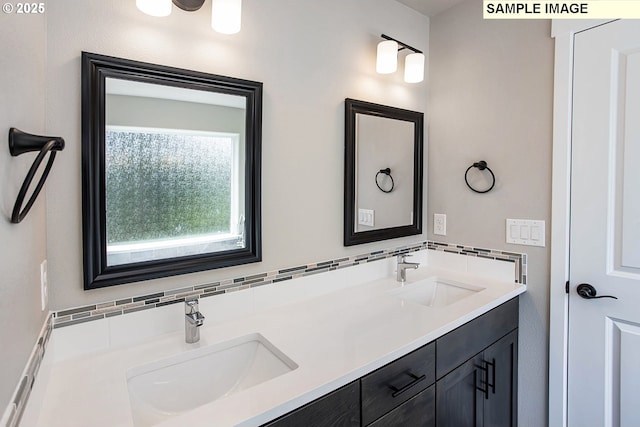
[487,358,496,394]
[388,372,426,398]
[475,364,490,400]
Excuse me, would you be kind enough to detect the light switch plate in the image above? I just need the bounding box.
[358,209,374,227]
[506,219,545,247]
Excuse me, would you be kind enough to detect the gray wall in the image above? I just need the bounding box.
[44,0,429,308]
[0,13,49,409]
[429,1,553,425]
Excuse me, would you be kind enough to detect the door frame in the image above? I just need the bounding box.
[549,19,616,427]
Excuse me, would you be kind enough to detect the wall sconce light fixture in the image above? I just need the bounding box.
[211,0,242,34]
[376,34,424,83]
[376,39,398,74]
[136,0,242,34]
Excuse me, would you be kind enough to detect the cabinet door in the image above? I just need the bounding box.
[262,381,360,427]
[436,298,518,379]
[483,330,518,427]
[369,385,435,427]
[436,354,484,427]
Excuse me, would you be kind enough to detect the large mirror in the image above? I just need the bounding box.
[82,52,262,289]
[344,98,423,246]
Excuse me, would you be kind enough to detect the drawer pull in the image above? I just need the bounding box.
[388,372,426,398]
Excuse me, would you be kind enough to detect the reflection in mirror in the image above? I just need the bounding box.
[82,52,262,289]
[355,114,414,232]
[344,98,423,246]
[105,80,246,265]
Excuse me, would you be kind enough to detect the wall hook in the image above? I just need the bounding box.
[8,128,65,223]
[464,160,495,194]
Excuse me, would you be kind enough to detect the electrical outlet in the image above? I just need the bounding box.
[40,260,48,311]
[434,213,447,236]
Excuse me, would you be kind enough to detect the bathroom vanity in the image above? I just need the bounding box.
[264,298,518,427]
[21,249,525,427]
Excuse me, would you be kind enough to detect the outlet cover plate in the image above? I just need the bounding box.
[434,213,446,236]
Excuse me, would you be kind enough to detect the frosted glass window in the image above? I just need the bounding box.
[105,126,241,266]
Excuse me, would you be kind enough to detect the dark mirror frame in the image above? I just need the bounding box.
[81,52,262,289]
[344,98,423,246]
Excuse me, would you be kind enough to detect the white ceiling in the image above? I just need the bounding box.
[395,0,466,17]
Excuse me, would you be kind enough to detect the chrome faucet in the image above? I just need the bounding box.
[397,254,419,282]
[185,297,205,344]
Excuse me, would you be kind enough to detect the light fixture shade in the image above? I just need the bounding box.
[136,0,172,17]
[211,0,242,34]
[404,52,425,83]
[376,40,398,74]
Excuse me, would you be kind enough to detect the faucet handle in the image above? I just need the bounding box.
[185,297,205,327]
[185,296,199,314]
[397,253,412,262]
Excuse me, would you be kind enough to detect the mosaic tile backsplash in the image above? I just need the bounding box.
[52,240,527,329]
[3,315,52,427]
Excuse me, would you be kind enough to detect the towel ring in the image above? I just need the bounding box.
[9,128,65,223]
[375,168,395,193]
[464,160,495,194]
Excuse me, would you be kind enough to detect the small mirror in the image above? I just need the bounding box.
[82,52,262,289]
[344,98,423,246]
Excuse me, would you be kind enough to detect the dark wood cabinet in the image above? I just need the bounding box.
[436,303,519,427]
[436,354,484,427]
[361,342,435,425]
[483,330,518,427]
[262,381,360,427]
[436,298,518,379]
[369,386,435,427]
[262,298,519,427]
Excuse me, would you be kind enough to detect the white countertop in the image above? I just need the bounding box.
[23,259,525,427]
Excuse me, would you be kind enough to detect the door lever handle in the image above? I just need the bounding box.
[577,283,618,300]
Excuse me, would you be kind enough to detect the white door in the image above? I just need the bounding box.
[569,20,640,427]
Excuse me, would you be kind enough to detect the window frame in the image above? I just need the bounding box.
[104,125,242,266]
[82,52,262,289]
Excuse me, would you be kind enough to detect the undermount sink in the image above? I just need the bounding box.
[388,277,484,308]
[126,333,298,427]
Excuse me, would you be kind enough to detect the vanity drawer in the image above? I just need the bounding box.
[361,342,435,425]
[436,297,518,379]
[262,381,360,427]
[368,385,435,427]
